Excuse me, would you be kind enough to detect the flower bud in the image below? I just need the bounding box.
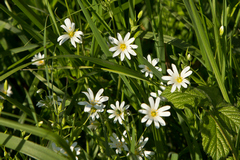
[187,54,192,61]
[219,26,224,36]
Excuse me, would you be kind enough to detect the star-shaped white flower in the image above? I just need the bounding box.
[162,64,192,93]
[107,101,130,125]
[139,97,171,129]
[57,18,84,48]
[36,95,62,108]
[150,89,167,102]
[52,140,80,160]
[31,53,45,66]
[134,136,154,160]
[109,32,138,61]
[139,54,162,78]
[109,132,129,154]
[0,83,12,99]
[78,88,109,121]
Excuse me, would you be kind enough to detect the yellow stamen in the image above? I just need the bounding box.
[119,44,126,51]
[69,31,74,37]
[91,107,96,113]
[151,110,157,117]
[116,109,122,116]
[176,77,183,83]
[39,60,44,64]
[116,141,123,148]
[145,66,151,71]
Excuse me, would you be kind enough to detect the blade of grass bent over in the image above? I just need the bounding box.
[182,0,230,103]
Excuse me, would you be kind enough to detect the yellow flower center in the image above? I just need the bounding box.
[116,141,123,148]
[69,31,74,37]
[151,110,157,117]
[145,66,151,72]
[116,109,122,116]
[39,60,44,65]
[176,76,183,83]
[119,44,126,51]
[135,149,140,155]
[91,107,97,113]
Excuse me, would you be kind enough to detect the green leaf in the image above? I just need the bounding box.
[77,0,111,57]
[201,114,230,160]
[0,92,32,118]
[201,103,240,160]
[30,70,65,95]
[161,86,208,109]
[218,103,240,134]
[197,86,223,106]
[0,117,75,159]
[0,132,68,160]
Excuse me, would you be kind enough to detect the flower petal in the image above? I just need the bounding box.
[124,32,130,42]
[171,84,177,93]
[95,88,104,100]
[146,119,153,127]
[171,64,179,75]
[109,46,118,52]
[117,33,123,42]
[112,49,121,58]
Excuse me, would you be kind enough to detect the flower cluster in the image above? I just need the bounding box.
[109,132,129,154]
[31,53,45,66]
[33,17,194,159]
[139,97,171,128]
[52,140,80,160]
[57,18,84,48]
[0,83,12,100]
[36,95,63,108]
[107,101,130,125]
[78,88,109,121]
[162,64,192,93]
[109,32,138,61]
[109,130,154,159]
[139,54,162,78]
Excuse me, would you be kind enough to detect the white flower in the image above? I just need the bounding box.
[78,88,109,121]
[0,83,12,99]
[31,53,45,66]
[109,133,129,154]
[52,140,80,160]
[150,89,167,102]
[36,95,62,108]
[139,97,171,129]
[134,136,154,160]
[107,101,130,125]
[162,64,192,93]
[87,120,100,130]
[57,18,84,48]
[139,54,162,78]
[109,32,138,61]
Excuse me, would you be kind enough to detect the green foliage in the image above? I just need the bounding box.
[162,86,208,109]
[201,104,240,160]
[0,0,240,159]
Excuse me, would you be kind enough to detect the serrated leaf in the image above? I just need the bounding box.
[218,103,240,134]
[161,86,208,109]
[201,114,230,160]
[201,103,240,160]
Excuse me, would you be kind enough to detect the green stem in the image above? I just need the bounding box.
[152,125,165,159]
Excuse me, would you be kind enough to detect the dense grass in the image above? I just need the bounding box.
[0,0,240,159]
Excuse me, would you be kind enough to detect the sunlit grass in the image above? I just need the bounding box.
[0,0,240,159]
